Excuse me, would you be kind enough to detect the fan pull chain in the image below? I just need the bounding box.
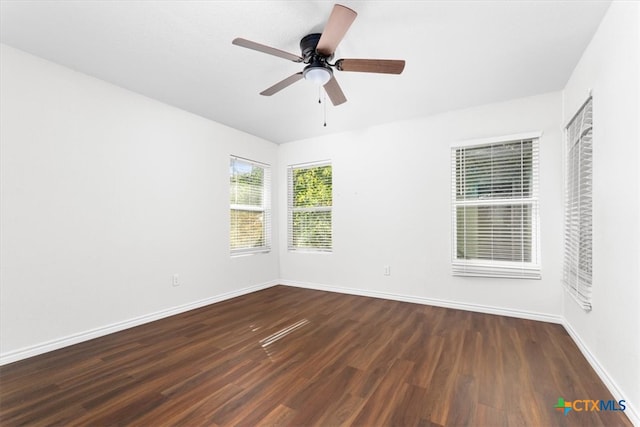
[317,87,327,127]
[323,90,327,127]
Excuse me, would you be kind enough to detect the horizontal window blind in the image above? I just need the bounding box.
[288,161,332,252]
[563,97,593,310]
[452,137,541,279]
[230,156,271,255]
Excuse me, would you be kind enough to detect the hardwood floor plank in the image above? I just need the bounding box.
[474,403,509,426]
[0,285,632,426]
[445,373,478,426]
[424,330,466,425]
[476,315,506,410]
[350,358,415,426]
[209,355,305,425]
[70,389,168,426]
[407,334,445,389]
[284,365,362,426]
[312,392,366,426]
[137,382,244,426]
[256,403,296,426]
[385,383,429,426]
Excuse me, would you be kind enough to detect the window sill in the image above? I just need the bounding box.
[452,262,541,280]
[288,249,333,255]
[231,250,271,258]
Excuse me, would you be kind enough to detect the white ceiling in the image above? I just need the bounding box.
[1,0,610,144]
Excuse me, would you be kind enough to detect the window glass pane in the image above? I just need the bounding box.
[456,140,533,200]
[292,211,332,249]
[230,161,264,206]
[293,165,332,208]
[456,205,532,262]
[230,210,265,250]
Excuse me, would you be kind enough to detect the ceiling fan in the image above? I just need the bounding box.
[232,3,405,106]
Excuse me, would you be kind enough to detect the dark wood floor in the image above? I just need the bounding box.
[0,285,632,426]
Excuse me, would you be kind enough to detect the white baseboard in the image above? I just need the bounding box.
[280,280,563,324]
[0,280,278,366]
[562,320,639,426]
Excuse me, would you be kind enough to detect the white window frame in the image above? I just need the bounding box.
[563,97,593,311]
[287,160,332,253]
[451,132,542,279]
[230,156,271,256]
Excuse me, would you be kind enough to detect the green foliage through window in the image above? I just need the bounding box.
[293,165,332,208]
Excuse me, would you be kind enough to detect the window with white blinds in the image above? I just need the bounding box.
[288,161,332,252]
[230,156,271,255]
[451,134,541,279]
[563,97,593,310]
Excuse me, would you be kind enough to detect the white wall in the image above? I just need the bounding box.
[278,91,564,320]
[0,44,279,362]
[562,1,640,420]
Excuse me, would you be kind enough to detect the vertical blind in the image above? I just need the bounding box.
[230,156,271,255]
[451,137,541,279]
[563,97,593,310]
[288,161,332,251]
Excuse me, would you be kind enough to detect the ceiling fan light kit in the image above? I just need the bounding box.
[232,3,405,106]
[303,64,333,86]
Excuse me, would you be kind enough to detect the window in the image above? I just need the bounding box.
[230,156,271,255]
[288,161,332,252]
[451,133,541,279]
[563,97,593,310]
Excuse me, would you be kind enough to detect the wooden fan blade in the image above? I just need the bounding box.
[336,59,406,74]
[316,4,357,57]
[323,76,347,106]
[232,38,303,62]
[260,73,304,96]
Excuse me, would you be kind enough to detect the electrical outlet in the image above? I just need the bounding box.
[384,265,391,276]
[172,274,179,287]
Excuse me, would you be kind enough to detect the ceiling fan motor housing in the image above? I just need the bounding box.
[300,33,333,63]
